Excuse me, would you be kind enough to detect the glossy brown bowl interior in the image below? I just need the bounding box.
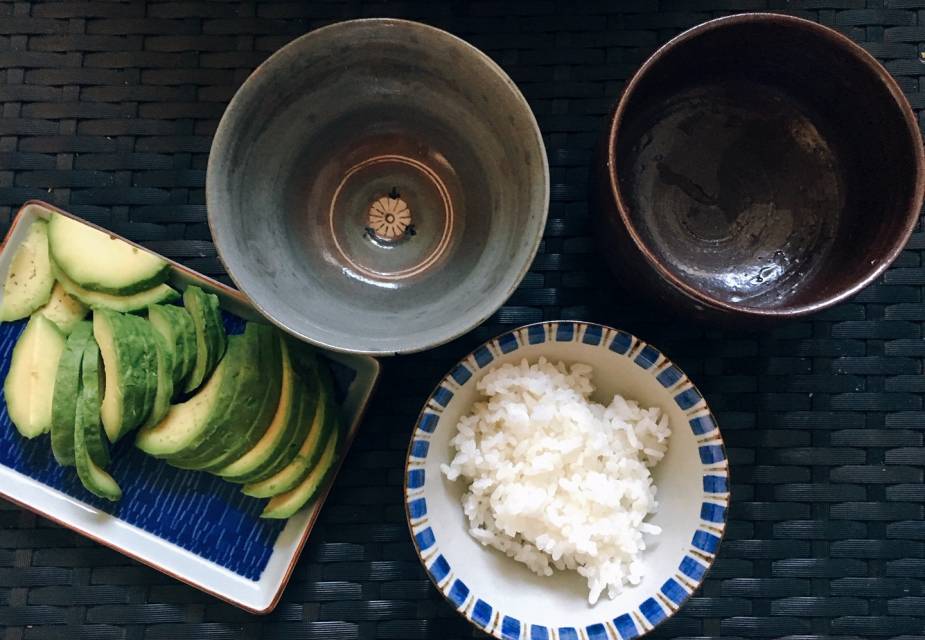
[604,14,924,318]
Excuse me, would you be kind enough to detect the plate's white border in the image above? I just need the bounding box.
[403,322,729,640]
[0,201,380,614]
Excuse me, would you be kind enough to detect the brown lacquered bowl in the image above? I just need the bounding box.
[596,13,925,321]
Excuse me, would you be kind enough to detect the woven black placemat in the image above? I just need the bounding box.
[1,1,924,638]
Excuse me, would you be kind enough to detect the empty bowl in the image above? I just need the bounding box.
[207,18,548,355]
[596,13,925,321]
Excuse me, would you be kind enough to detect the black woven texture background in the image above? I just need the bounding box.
[1,1,924,638]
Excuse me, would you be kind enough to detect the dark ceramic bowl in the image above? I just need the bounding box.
[207,19,548,355]
[596,13,925,321]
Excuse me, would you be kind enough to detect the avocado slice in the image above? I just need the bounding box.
[260,426,340,519]
[139,328,175,430]
[148,303,196,387]
[169,323,281,470]
[94,309,157,442]
[48,213,168,296]
[0,219,54,322]
[190,333,288,473]
[37,282,89,335]
[4,315,66,438]
[80,337,112,468]
[234,346,334,485]
[216,340,317,483]
[135,327,249,458]
[120,313,159,425]
[234,382,317,485]
[241,381,336,499]
[50,321,94,465]
[74,337,120,501]
[54,262,179,313]
[182,286,226,393]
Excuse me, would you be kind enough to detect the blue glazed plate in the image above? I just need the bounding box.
[404,322,728,640]
[0,201,379,613]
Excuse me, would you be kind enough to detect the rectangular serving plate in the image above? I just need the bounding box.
[0,200,380,613]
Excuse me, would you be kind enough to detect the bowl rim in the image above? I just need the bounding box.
[604,12,925,319]
[403,320,730,640]
[206,17,550,356]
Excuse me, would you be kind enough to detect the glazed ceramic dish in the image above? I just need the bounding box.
[207,18,549,355]
[596,13,925,322]
[404,321,728,639]
[0,201,380,613]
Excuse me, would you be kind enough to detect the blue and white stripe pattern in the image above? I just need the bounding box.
[404,321,729,640]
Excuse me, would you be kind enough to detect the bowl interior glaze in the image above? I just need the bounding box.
[208,19,548,354]
[611,14,923,314]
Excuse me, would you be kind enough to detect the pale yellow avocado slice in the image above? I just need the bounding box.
[37,282,89,334]
[0,219,54,321]
[3,315,66,437]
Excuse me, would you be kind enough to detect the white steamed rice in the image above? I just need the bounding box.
[441,357,671,605]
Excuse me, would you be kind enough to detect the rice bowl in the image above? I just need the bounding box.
[441,358,671,604]
[404,322,728,639]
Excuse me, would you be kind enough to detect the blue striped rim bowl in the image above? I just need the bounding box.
[404,321,729,640]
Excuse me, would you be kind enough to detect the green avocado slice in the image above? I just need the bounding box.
[216,341,318,483]
[74,337,120,501]
[48,213,168,296]
[135,327,250,458]
[260,425,340,519]
[169,323,281,470]
[95,309,157,442]
[241,379,335,499]
[140,328,175,430]
[54,262,179,313]
[148,303,196,387]
[192,333,290,473]
[181,286,226,393]
[234,385,315,485]
[120,313,158,426]
[50,321,93,465]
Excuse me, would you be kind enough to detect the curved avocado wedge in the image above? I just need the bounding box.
[54,262,179,313]
[38,282,89,335]
[95,310,157,442]
[148,304,196,387]
[120,314,159,425]
[1,219,54,321]
[135,326,251,458]
[48,213,168,296]
[216,342,318,483]
[139,329,175,430]
[235,379,315,485]
[74,338,120,501]
[260,425,340,519]
[241,386,335,499]
[182,286,226,393]
[50,321,93,465]
[169,323,281,470]
[4,314,66,438]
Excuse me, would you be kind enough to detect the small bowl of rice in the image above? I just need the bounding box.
[404,321,728,640]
